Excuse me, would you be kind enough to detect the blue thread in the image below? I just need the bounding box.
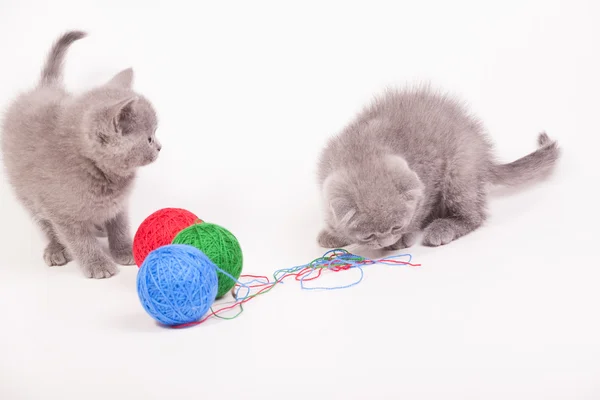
[271,249,414,292]
[317,250,410,290]
[229,249,416,300]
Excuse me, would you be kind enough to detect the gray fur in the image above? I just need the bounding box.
[1,31,161,278]
[317,87,559,249]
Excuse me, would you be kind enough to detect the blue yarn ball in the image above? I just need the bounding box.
[136,244,218,326]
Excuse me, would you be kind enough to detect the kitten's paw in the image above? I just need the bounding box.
[111,248,135,266]
[43,243,72,266]
[402,232,419,248]
[422,220,456,247]
[385,232,418,251]
[82,261,119,279]
[384,241,406,251]
[317,229,350,248]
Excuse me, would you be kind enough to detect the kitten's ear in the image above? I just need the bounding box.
[323,173,357,225]
[384,154,411,173]
[402,187,424,207]
[110,96,138,133]
[385,155,424,193]
[107,68,134,89]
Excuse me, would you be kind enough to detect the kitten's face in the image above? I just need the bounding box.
[82,69,161,174]
[324,156,423,249]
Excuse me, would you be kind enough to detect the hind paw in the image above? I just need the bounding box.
[112,248,136,266]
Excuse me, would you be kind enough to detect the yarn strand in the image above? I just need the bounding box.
[172,249,420,329]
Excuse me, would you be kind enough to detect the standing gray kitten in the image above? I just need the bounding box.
[317,88,559,250]
[1,31,161,278]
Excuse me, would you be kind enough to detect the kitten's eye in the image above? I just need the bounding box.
[391,226,402,234]
[148,137,152,144]
[362,234,376,242]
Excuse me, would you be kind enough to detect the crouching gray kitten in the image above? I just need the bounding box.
[317,88,559,250]
[1,31,161,278]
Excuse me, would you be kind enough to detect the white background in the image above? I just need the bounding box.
[0,0,599,399]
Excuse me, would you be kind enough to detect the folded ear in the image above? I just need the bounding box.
[322,173,357,226]
[401,187,424,209]
[107,68,134,89]
[110,96,138,134]
[384,155,424,193]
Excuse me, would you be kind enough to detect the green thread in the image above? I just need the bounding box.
[172,223,243,299]
[212,303,244,321]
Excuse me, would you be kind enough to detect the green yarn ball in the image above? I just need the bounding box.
[172,223,243,299]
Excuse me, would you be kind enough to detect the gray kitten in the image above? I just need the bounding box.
[1,31,161,278]
[317,87,559,250]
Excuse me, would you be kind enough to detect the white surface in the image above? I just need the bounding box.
[0,1,599,399]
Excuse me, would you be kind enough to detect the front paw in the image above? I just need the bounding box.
[384,232,418,251]
[43,242,72,266]
[317,229,350,248]
[82,260,119,279]
[111,247,135,266]
[423,220,455,247]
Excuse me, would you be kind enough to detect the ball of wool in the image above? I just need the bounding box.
[137,244,218,326]
[172,223,243,299]
[133,208,201,267]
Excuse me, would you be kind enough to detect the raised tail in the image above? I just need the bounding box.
[40,30,87,86]
[489,132,560,186]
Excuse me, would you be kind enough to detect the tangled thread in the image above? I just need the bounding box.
[172,249,421,329]
[133,208,201,266]
[173,223,243,299]
[136,244,218,326]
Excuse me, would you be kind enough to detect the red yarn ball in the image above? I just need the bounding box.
[133,208,201,267]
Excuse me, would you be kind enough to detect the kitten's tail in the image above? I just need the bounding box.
[489,132,560,186]
[40,30,87,86]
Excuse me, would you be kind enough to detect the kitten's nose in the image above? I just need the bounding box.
[156,143,162,151]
